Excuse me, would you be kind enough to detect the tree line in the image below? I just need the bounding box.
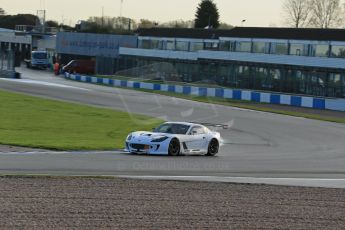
[1,0,345,34]
[283,0,345,28]
[0,1,228,34]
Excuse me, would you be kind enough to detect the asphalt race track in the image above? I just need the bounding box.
[1,67,345,188]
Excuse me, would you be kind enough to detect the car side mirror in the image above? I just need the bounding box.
[191,131,197,135]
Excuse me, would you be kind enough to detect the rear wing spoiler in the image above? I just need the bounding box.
[189,122,231,129]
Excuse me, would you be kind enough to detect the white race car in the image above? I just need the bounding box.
[125,122,224,156]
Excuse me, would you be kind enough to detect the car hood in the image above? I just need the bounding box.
[129,131,176,142]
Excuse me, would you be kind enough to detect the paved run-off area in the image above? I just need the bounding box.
[0,176,344,229]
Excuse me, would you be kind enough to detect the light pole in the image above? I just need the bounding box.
[120,0,123,18]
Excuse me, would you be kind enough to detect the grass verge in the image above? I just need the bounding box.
[0,90,162,150]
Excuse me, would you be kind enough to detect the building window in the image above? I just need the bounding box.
[331,45,345,58]
[311,44,330,57]
[271,43,288,55]
[235,41,251,53]
[309,71,327,96]
[176,41,189,51]
[151,40,162,49]
[295,70,308,94]
[166,41,175,50]
[252,42,269,54]
[290,44,308,56]
[219,41,230,51]
[236,65,252,88]
[229,42,236,52]
[218,65,230,85]
[204,42,219,51]
[140,40,151,49]
[190,42,203,52]
[284,70,295,93]
[254,67,271,90]
[327,73,343,97]
[270,69,283,91]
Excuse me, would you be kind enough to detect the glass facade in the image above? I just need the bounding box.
[252,42,269,54]
[133,37,345,98]
[140,40,151,49]
[121,56,345,98]
[166,41,175,50]
[176,41,189,51]
[204,42,219,50]
[219,41,236,52]
[331,45,345,58]
[151,40,162,49]
[289,44,308,56]
[138,38,345,61]
[190,42,203,51]
[219,41,230,51]
[328,73,343,97]
[235,41,251,52]
[311,44,330,57]
[271,43,288,55]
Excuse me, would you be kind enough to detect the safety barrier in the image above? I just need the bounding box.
[65,73,345,112]
[0,70,17,78]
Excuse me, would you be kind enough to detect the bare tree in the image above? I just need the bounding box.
[309,0,343,28]
[0,8,5,15]
[282,0,311,28]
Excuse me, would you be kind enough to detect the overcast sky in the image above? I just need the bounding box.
[1,0,284,27]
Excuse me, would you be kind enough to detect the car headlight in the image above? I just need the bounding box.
[151,136,169,143]
[126,134,133,141]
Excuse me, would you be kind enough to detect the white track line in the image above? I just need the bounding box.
[0,151,116,155]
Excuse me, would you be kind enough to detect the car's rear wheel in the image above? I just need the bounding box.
[207,139,219,156]
[168,138,180,156]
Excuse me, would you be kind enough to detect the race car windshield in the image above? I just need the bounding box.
[154,124,190,135]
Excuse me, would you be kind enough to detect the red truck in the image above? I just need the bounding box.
[62,60,95,75]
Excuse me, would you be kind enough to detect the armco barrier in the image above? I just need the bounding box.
[0,70,17,78]
[65,73,345,112]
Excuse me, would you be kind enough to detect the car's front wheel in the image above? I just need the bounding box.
[206,139,219,156]
[168,138,180,156]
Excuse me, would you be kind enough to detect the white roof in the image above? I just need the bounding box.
[164,121,199,126]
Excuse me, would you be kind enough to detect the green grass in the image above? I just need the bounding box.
[0,90,162,150]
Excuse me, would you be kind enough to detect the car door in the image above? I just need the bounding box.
[186,126,208,152]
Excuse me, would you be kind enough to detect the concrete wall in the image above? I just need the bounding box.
[65,73,345,112]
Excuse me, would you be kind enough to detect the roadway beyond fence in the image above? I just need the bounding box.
[65,72,345,112]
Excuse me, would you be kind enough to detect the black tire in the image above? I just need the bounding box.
[207,139,219,156]
[168,138,180,156]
